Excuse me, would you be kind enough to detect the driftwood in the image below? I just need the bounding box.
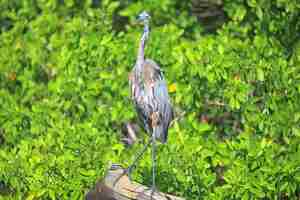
[85,164,185,200]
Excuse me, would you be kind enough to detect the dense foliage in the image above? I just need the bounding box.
[0,0,300,199]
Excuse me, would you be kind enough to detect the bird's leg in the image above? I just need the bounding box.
[126,138,152,180]
[150,112,159,199]
[151,128,157,199]
[113,139,151,186]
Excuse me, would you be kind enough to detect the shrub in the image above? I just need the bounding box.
[0,0,299,199]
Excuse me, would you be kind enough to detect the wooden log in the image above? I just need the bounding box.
[85,164,185,200]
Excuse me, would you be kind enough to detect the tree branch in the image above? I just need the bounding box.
[85,164,185,200]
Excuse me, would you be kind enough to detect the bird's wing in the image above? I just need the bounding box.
[129,60,173,142]
[129,66,153,134]
[152,75,173,142]
[145,60,173,120]
[144,59,173,142]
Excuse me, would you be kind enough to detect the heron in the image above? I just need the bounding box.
[126,11,173,196]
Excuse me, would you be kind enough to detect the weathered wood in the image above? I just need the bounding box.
[85,164,185,200]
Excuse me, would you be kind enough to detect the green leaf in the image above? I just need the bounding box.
[257,68,264,81]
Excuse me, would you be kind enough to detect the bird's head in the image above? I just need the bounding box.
[137,11,150,24]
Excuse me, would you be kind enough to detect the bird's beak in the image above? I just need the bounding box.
[136,15,144,23]
[132,20,142,27]
[134,17,144,27]
[136,15,141,21]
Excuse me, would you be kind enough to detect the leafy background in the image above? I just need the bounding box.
[0,0,300,199]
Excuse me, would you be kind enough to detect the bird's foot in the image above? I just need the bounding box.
[150,185,157,200]
[124,166,134,182]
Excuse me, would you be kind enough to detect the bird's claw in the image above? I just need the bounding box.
[124,167,133,181]
[150,185,157,200]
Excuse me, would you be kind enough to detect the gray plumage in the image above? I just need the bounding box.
[129,12,173,143]
[125,12,173,195]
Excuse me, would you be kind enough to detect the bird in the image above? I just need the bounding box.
[126,11,173,196]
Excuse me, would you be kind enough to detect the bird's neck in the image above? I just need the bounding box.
[137,22,149,68]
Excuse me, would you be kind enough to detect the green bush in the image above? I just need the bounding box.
[0,0,300,199]
[224,0,300,51]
